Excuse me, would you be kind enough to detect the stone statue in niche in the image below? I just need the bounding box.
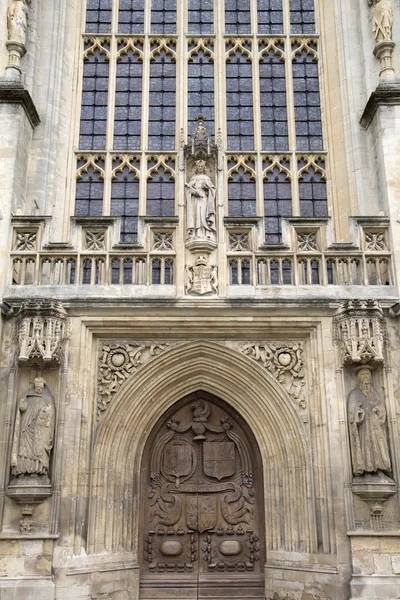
[186,160,216,242]
[7,0,30,46]
[348,368,391,477]
[11,377,55,483]
[370,0,393,42]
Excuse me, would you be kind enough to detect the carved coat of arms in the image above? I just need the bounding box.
[203,442,236,480]
[186,256,218,295]
[163,443,193,479]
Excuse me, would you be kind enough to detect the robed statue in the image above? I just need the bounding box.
[371,0,393,42]
[186,160,216,241]
[7,0,30,46]
[11,377,55,480]
[348,368,391,477]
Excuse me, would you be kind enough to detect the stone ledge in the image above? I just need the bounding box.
[360,82,400,129]
[0,80,40,127]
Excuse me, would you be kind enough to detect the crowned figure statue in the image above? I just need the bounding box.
[186,160,216,242]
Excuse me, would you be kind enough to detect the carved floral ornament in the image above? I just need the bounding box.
[97,341,308,421]
[333,300,386,366]
[16,300,70,365]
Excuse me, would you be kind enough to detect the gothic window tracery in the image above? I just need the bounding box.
[76,0,327,248]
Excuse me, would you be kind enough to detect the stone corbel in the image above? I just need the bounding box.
[15,300,70,366]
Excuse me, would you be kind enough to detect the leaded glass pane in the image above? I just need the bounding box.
[151,0,177,34]
[263,165,292,243]
[188,47,215,135]
[118,0,145,33]
[257,0,283,34]
[111,166,139,243]
[148,48,176,150]
[85,0,112,33]
[226,49,254,151]
[259,46,288,151]
[188,0,214,34]
[114,46,143,150]
[79,45,109,150]
[225,0,251,34]
[299,165,328,217]
[147,165,175,216]
[75,161,105,216]
[290,0,316,34]
[292,47,323,151]
[228,166,257,217]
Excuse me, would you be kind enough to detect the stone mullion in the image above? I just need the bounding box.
[283,1,300,217]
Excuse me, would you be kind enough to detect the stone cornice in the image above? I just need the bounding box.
[0,80,40,127]
[360,82,400,129]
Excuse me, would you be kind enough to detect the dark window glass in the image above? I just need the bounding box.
[259,46,288,151]
[188,48,214,135]
[147,163,175,216]
[270,261,279,284]
[111,165,140,243]
[114,46,143,150]
[79,45,109,150]
[257,0,283,34]
[263,165,292,244]
[226,49,254,151]
[230,261,239,285]
[292,47,323,151]
[189,0,213,34]
[152,259,162,283]
[75,160,105,216]
[148,48,176,150]
[118,0,145,33]
[164,260,174,284]
[225,0,251,34]
[85,0,112,33]
[151,0,177,34]
[242,260,251,284]
[290,0,315,34]
[298,163,328,218]
[228,164,256,217]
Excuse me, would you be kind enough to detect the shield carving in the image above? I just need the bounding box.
[185,495,216,532]
[163,443,192,479]
[203,442,236,480]
[193,265,212,295]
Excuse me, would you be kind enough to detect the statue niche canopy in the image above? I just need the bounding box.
[140,393,264,600]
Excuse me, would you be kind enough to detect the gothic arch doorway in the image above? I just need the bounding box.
[140,391,265,600]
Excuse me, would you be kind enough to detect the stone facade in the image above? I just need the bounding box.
[0,1,399,600]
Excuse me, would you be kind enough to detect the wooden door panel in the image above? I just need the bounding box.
[141,394,264,600]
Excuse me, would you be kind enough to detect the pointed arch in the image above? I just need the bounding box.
[88,341,317,556]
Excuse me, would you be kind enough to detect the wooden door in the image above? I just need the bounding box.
[140,393,264,600]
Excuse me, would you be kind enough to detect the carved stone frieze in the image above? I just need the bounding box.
[16,300,69,365]
[236,342,307,412]
[333,300,386,366]
[97,342,175,420]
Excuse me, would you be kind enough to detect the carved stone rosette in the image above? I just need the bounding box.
[332,300,386,366]
[236,342,307,416]
[97,342,174,420]
[16,300,69,365]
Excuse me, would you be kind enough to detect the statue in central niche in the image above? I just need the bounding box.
[348,368,391,477]
[186,159,216,242]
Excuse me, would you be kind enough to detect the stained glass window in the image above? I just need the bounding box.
[147,162,176,216]
[226,48,254,151]
[148,47,176,151]
[292,45,323,151]
[114,45,143,150]
[111,166,139,243]
[75,159,105,217]
[79,43,109,150]
[225,0,251,34]
[264,165,292,243]
[188,45,214,135]
[228,163,257,217]
[259,45,288,151]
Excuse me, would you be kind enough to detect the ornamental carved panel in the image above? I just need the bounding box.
[141,394,264,599]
